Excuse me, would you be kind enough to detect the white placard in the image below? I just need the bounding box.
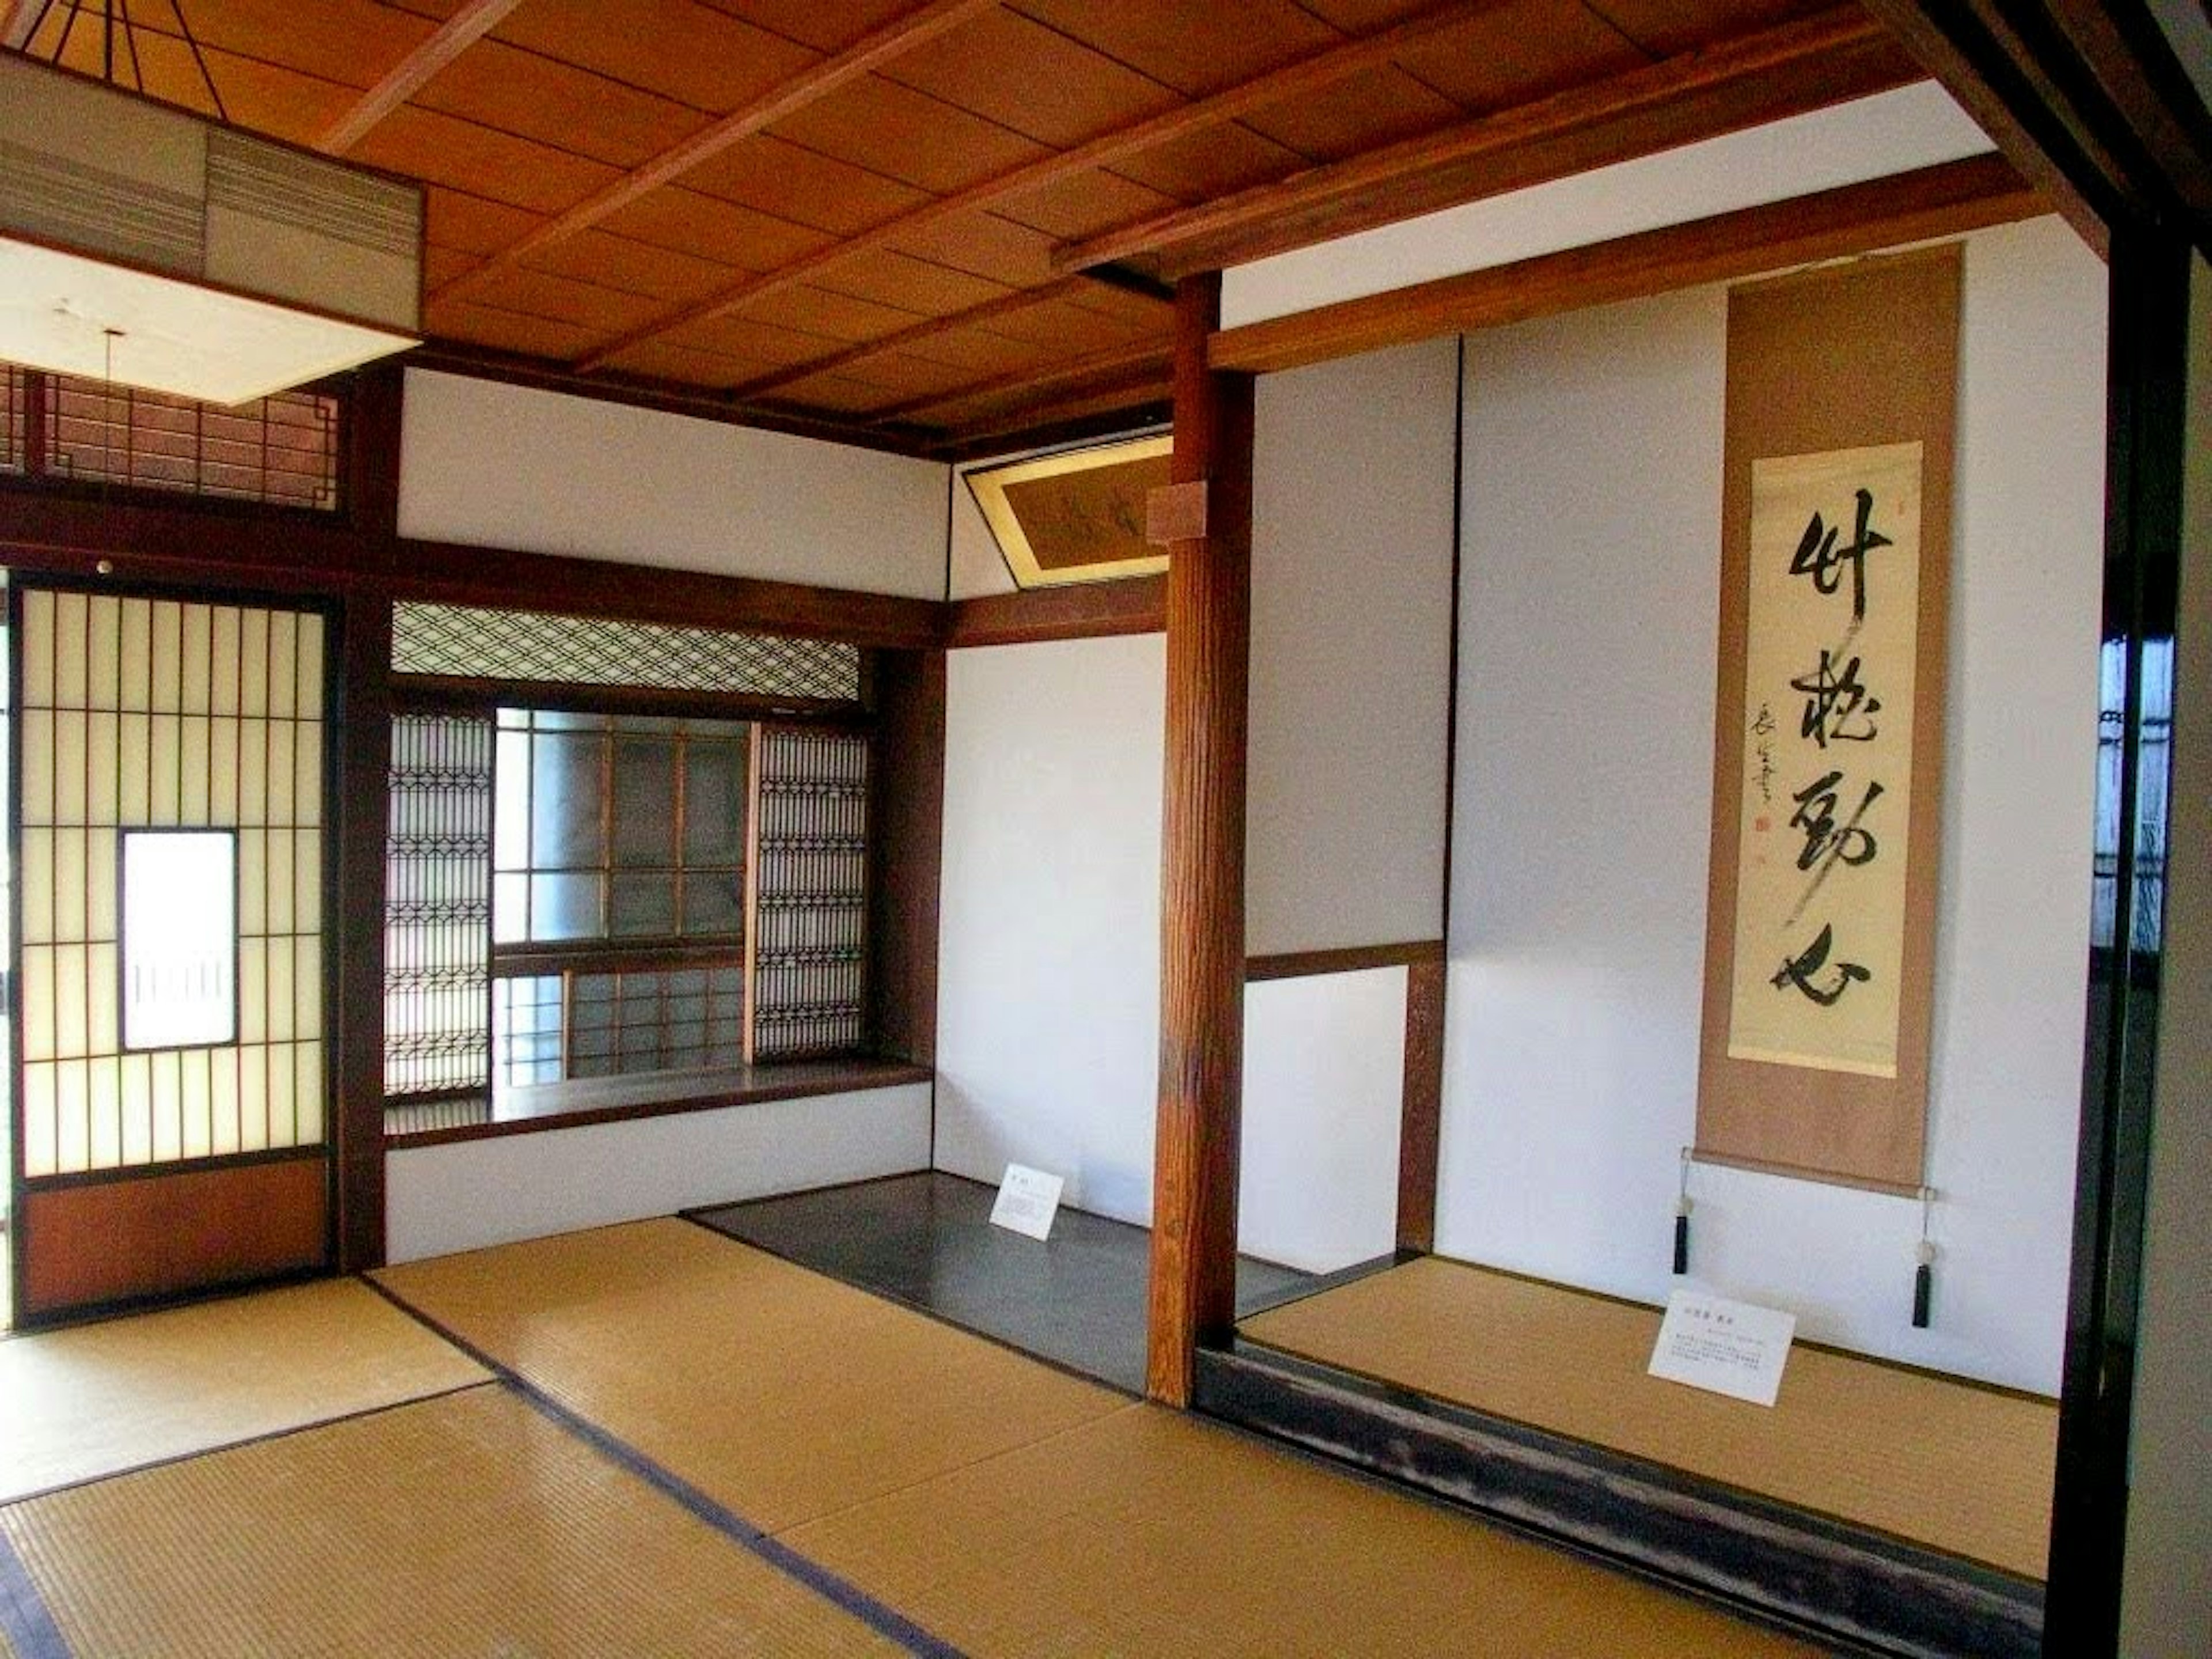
[989,1164,1065,1241]
[1647,1289,1797,1407]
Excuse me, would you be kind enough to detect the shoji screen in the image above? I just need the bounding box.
[16,589,327,1177]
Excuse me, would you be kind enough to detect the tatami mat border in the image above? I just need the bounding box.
[0,1524,69,1659]
[360,1276,968,1659]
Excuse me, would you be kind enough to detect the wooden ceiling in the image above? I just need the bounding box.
[9,0,1933,456]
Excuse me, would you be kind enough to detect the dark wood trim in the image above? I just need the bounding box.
[925,400,1177,467]
[314,0,524,153]
[866,649,945,1067]
[868,340,1173,429]
[1148,274,1255,1407]
[1208,154,2044,376]
[1244,939,1444,982]
[1195,1343,2042,1659]
[335,591,393,1272]
[1397,957,1445,1255]
[2045,229,2190,1658]
[490,942,747,979]
[344,361,407,540]
[387,1059,934,1149]
[946,576,1166,647]
[391,675,865,726]
[1055,7,1925,281]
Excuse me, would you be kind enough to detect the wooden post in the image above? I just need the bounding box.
[1147,272,1255,1406]
[335,590,393,1271]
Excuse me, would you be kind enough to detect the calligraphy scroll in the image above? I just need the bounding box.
[1696,249,1957,1193]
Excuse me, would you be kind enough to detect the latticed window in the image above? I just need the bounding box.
[0,362,342,510]
[382,608,873,1128]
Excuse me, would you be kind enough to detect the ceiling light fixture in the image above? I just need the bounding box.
[0,36,421,406]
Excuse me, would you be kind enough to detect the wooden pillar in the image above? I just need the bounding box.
[335,590,393,1272]
[1148,272,1256,1405]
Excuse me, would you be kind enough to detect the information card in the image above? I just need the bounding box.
[1647,1289,1797,1407]
[988,1163,1065,1241]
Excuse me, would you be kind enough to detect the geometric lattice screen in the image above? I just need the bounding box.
[385,711,493,1097]
[15,588,326,1177]
[391,601,861,702]
[749,727,869,1060]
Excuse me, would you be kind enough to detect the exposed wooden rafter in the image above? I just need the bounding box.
[1206,154,2044,376]
[313,0,527,154]
[570,0,1514,374]
[1052,6,1925,279]
[433,0,1000,307]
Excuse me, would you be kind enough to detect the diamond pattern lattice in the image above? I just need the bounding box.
[392,603,860,702]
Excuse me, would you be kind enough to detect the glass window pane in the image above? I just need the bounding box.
[121,830,236,1050]
[611,737,677,866]
[493,729,530,870]
[493,872,528,945]
[528,872,601,941]
[609,872,676,937]
[684,741,746,864]
[683,874,743,936]
[530,732,603,869]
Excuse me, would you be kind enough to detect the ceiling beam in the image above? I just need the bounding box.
[717,275,1099,403]
[2,0,45,51]
[569,0,1516,373]
[1052,6,1924,280]
[1206,153,2044,376]
[430,0,998,306]
[313,0,527,154]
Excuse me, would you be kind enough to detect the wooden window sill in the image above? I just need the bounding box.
[383,1057,931,1147]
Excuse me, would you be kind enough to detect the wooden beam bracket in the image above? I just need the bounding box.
[1147,480,1209,546]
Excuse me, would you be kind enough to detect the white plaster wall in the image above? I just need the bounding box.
[1249,338,1459,956]
[948,460,1020,601]
[1437,218,2105,1391]
[2120,250,2212,1658]
[396,369,949,598]
[1239,967,1406,1272]
[1222,85,1991,329]
[934,635,1165,1223]
[385,1082,931,1262]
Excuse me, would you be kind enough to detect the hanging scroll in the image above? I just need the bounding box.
[1696,248,1958,1194]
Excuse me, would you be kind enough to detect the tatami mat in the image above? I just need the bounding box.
[374,1217,1127,1532]
[786,1401,1825,1658]
[1,1387,908,1658]
[0,1278,487,1503]
[1241,1255,2057,1578]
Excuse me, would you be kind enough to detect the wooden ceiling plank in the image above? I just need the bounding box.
[866,336,1171,425]
[1051,5,1919,276]
[718,276,1092,399]
[313,0,527,154]
[432,0,997,306]
[1206,153,2045,375]
[569,0,1516,370]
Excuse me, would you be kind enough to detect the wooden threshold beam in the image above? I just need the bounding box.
[313,0,525,154]
[1054,7,1923,281]
[1207,154,2044,376]
[434,0,997,308]
[1149,273,1254,1407]
[568,0,1507,374]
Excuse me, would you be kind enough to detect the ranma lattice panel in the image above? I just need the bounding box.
[749,728,868,1060]
[392,603,860,702]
